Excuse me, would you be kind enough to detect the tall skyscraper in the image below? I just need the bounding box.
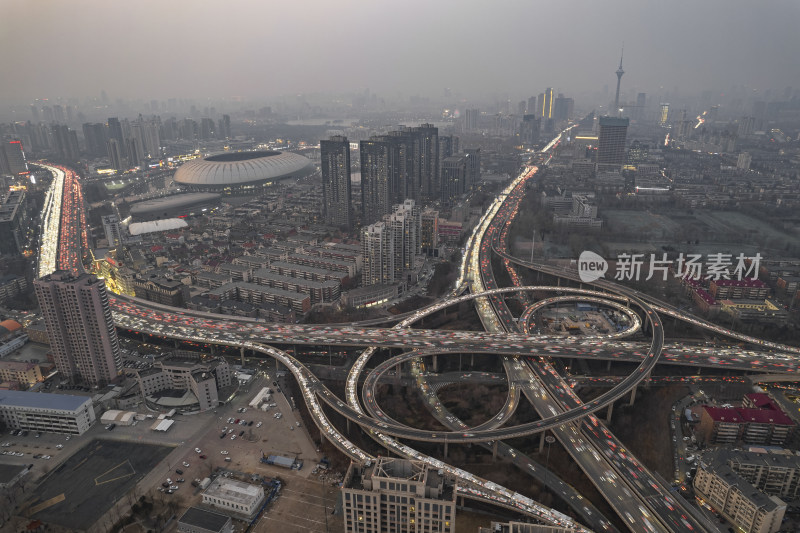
[362,222,390,286]
[342,457,457,533]
[82,123,108,157]
[553,94,574,121]
[614,48,625,113]
[321,135,352,229]
[34,271,122,386]
[597,116,629,166]
[410,124,439,202]
[360,138,392,226]
[107,117,124,148]
[527,96,537,116]
[539,88,554,119]
[520,115,541,145]
[362,200,421,286]
[102,214,122,246]
[659,103,670,126]
[51,125,79,161]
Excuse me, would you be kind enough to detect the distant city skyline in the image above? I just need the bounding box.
[2,0,799,106]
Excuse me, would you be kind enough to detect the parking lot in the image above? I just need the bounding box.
[28,439,171,530]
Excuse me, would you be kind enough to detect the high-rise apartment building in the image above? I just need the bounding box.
[464,109,479,132]
[553,94,574,121]
[360,138,392,226]
[440,156,467,207]
[342,457,457,533]
[409,124,438,203]
[362,200,421,286]
[82,123,108,157]
[463,148,481,191]
[34,271,122,386]
[107,138,125,171]
[102,214,123,246]
[321,135,352,229]
[420,208,439,252]
[596,116,629,166]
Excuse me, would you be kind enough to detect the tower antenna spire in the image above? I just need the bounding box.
[614,44,625,115]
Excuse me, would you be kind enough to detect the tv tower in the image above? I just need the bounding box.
[614,46,625,114]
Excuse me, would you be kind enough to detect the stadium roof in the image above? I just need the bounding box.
[0,390,91,411]
[174,150,312,188]
[129,193,221,215]
[128,218,188,236]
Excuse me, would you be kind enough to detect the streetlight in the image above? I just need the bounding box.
[544,435,555,498]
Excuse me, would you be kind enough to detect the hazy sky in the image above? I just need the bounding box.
[3,0,800,103]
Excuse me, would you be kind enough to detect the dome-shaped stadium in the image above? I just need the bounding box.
[173,150,313,192]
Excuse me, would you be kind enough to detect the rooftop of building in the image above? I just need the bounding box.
[178,507,231,532]
[0,390,90,411]
[711,278,768,288]
[204,477,263,505]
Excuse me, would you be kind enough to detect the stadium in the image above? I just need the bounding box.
[173,150,314,193]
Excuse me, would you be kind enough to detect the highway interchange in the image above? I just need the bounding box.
[39,129,800,532]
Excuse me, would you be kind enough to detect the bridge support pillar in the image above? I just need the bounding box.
[539,432,546,453]
[174,340,179,348]
[492,440,499,462]
[210,344,216,355]
[606,360,612,372]
[606,402,614,423]
[240,347,245,367]
[432,355,438,373]
[471,353,475,367]
[346,418,351,433]
[629,385,637,406]
[444,441,448,458]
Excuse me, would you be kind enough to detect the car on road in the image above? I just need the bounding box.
[194,448,201,453]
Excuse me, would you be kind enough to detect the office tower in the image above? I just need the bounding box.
[360,138,392,225]
[517,100,526,115]
[107,117,124,148]
[42,106,54,123]
[440,155,467,206]
[553,94,574,121]
[107,139,125,170]
[659,103,670,126]
[321,135,352,229]
[597,116,629,166]
[342,457,457,533]
[614,48,625,112]
[464,108,479,131]
[538,88,554,119]
[411,124,439,202]
[139,119,161,159]
[82,123,108,157]
[463,147,481,190]
[30,105,40,122]
[102,214,122,246]
[362,222,390,286]
[34,271,122,386]
[0,141,29,176]
[527,96,537,116]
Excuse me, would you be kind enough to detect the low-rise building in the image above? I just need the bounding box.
[0,361,43,388]
[135,353,231,412]
[201,477,265,519]
[178,507,233,533]
[698,404,795,446]
[0,390,95,434]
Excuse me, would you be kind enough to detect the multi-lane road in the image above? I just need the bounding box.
[40,128,800,531]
